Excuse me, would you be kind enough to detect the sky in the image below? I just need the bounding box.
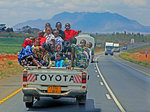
[0,0,150,27]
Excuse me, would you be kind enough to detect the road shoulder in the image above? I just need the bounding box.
[0,74,22,102]
[113,54,150,76]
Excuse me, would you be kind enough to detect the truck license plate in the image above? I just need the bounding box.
[47,86,61,93]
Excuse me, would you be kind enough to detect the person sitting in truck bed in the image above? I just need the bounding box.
[30,37,35,44]
[22,38,32,48]
[42,43,55,67]
[70,38,89,68]
[54,22,65,40]
[18,38,41,68]
[32,42,48,66]
[79,39,89,63]
[53,29,64,51]
[63,52,71,67]
[32,39,40,48]
[86,42,94,64]
[44,23,51,37]
[55,44,62,58]
[64,23,81,41]
[37,31,46,46]
[55,52,64,67]
[46,27,55,48]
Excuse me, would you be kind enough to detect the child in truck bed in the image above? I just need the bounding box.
[53,29,64,51]
[32,42,49,66]
[55,52,64,67]
[37,31,46,46]
[42,43,55,67]
[63,52,71,67]
[55,44,62,58]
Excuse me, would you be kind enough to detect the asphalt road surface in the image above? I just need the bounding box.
[0,53,150,112]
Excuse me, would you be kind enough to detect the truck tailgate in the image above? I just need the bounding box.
[24,67,86,86]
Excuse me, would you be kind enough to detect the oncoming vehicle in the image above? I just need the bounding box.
[113,43,120,52]
[105,42,114,55]
[122,44,128,50]
[75,34,95,62]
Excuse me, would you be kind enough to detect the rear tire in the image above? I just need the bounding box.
[25,102,33,108]
[76,95,86,105]
[24,96,34,108]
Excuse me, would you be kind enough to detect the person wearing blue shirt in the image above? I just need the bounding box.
[55,52,64,67]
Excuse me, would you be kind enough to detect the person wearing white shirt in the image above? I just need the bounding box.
[86,42,93,64]
[53,29,64,51]
[46,27,55,48]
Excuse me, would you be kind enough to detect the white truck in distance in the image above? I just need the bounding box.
[22,67,88,108]
[113,43,120,52]
[105,42,114,55]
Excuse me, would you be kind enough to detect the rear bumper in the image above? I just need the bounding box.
[22,88,87,98]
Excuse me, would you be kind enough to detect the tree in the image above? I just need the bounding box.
[6,28,13,32]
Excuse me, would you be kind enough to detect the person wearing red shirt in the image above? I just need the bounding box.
[37,31,46,45]
[64,23,81,41]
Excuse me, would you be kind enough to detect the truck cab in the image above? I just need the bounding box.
[105,42,114,55]
[113,43,120,52]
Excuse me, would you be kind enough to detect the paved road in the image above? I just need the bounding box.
[0,53,150,112]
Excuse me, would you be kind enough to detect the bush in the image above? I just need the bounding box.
[8,61,13,65]
[137,61,142,64]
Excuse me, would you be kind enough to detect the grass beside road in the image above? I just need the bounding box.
[94,47,104,54]
[0,37,24,54]
[0,37,24,79]
[0,55,23,79]
[119,45,150,68]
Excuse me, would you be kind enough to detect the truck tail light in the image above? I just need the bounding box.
[23,70,27,82]
[23,84,27,87]
[82,72,86,83]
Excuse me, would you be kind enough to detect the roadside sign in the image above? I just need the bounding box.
[131,38,134,44]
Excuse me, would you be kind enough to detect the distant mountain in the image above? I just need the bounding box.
[13,12,150,33]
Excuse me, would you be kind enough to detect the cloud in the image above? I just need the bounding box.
[123,0,147,6]
[0,0,150,27]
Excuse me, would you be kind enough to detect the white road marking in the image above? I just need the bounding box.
[106,94,111,100]
[97,75,99,77]
[95,70,97,73]
[100,82,104,85]
[95,56,126,112]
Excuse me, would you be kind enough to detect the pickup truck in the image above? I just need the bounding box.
[22,66,88,108]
